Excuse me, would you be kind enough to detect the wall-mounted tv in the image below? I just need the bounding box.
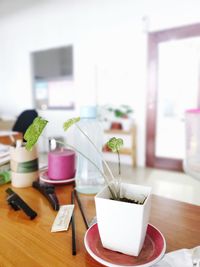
[31,45,74,110]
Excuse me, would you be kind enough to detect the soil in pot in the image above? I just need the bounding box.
[111,196,147,205]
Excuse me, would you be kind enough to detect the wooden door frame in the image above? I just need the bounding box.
[146,23,200,171]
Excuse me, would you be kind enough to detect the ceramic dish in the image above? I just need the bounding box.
[39,170,75,185]
[84,223,166,267]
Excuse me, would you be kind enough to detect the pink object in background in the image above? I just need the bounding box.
[48,149,76,180]
[186,109,200,113]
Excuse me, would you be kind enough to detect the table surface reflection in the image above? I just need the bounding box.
[0,182,199,267]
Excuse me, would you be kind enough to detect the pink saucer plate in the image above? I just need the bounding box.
[39,169,75,185]
[84,223,166,267]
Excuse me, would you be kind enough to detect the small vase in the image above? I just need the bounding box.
[95,182,152,256]
[10,144,39,188]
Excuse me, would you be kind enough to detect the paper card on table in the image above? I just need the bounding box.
[51,205,74,232]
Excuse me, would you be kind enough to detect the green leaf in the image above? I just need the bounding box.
[24,117,48,151]
[107,137,123,153]
[63,117,80,131]
[114,109,124,118]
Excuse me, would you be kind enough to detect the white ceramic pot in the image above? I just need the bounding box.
[10,145,39,188]
[95,182,151,256]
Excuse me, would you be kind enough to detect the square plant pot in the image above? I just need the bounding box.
[95,182,151,256]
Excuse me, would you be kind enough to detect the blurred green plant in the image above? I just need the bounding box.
[108,104,133,118]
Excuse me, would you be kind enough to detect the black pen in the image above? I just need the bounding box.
[74,189,89,229]
[71,190,76,255]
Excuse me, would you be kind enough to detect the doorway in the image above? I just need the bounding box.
[146,23,200,171]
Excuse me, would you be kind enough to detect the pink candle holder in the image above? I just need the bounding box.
[48,149,76,180]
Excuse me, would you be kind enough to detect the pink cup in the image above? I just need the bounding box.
[48,149,76,180]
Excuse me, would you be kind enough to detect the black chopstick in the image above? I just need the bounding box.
[71,190,76,255]
[74,189,89,230]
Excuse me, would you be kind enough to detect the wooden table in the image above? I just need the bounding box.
[0,183,199,267]
[0,131,23,145]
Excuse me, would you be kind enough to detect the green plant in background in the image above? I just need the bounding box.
[24,116,124,200]
[108,104,133,118]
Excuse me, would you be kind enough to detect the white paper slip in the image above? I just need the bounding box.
[51,205,74,232]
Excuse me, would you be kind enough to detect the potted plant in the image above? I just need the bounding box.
[108,104,133,119]
[24,116,151,256]
[106,104,134,131]
[97,137,151,256]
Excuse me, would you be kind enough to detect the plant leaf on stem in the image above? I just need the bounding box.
[63,117,80,131]
[107,137,123,153]
[24,117,48,151]
[107,137,123,198]
[107,137,123,175]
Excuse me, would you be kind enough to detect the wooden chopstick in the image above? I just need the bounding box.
[74,189,89,229]
[71,190,76,255]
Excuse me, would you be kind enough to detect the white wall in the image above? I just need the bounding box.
[0,0,200,165]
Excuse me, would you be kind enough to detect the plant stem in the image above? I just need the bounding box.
[116,150,121,199]
[76,124,116,183]
[117,150,121,176]
[54,139,118,199]
[76,124,121,200]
